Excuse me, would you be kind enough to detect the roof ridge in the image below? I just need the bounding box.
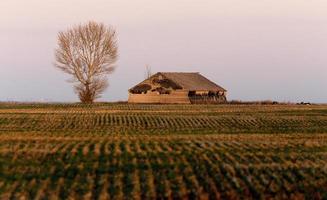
[159,72,200,74]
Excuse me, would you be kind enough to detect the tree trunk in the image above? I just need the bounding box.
[79,84,94,104]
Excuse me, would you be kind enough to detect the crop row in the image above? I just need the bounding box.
[0,135,327,199]
[1,103,327,114]
[0,112,327,134]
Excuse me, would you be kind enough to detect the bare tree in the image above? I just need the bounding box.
[55,21,118,103]
[145,65,152,79]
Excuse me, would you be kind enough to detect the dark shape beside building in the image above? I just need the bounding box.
[128,72,227,104]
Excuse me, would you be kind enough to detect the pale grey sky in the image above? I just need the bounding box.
[0,0,326,102]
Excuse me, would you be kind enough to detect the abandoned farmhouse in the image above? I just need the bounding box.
[128,72,227,104]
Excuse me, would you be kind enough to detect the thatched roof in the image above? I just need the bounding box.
[159,72,226,91]
[130,84,152,93]
[129,72,226,92]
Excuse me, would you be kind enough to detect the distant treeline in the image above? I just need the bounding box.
[227,100,314,105]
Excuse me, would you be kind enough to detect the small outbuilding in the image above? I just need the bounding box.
[128,72,227,104]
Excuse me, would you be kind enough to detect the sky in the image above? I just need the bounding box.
[0,0,326,103]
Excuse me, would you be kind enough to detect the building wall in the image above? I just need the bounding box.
[189,95,227,104]
[128,90,191,104]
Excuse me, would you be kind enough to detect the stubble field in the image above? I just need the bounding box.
[0,103,326,199]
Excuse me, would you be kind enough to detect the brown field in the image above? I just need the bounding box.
[0,103,326,199]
